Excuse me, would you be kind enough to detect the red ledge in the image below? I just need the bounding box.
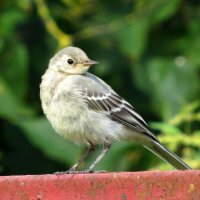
[0,170,199,200]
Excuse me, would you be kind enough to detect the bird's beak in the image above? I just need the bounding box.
[82,60,99,66]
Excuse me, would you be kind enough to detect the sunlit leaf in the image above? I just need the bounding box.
[150,122,181,135]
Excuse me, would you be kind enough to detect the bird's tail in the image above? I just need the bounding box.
[144,140,191,170]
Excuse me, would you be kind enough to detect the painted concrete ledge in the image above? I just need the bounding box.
[0,170,199,200]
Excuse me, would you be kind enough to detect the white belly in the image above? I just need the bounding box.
[46,97,124,144]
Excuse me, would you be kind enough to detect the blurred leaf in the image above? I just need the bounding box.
[18,118,78,165]
[115,20,149,59]
[135,0,181,24]
[17,0,32,11]
[1,43,29,100]
[0,78,30,121]
[169,101,200,125]
[150,0,181,24]
[0,8,26,37]
[181,35,200,66]
[150,122,181,135]
[0,39,4,54]
[134,57,199,120]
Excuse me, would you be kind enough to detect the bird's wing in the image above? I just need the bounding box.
[83,74,158,141]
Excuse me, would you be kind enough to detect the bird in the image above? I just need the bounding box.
[40,46,191,173]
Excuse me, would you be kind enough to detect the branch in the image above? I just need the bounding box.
[35,0,73,47]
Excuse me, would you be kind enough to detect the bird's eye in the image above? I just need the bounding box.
[67,59,74,65]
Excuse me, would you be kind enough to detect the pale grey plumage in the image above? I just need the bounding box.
[40,46,191,172]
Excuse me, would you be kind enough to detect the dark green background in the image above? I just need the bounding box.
[0,0,199,175]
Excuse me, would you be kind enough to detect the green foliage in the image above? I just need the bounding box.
[18,118,78,165]
[135,57,199,119]
[0,0,199,175]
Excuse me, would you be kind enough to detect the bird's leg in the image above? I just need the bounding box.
[69,143,96,171]
[54,143,96,174]
[85,143,111,173]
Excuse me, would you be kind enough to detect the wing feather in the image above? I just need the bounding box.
[84,88,158,141]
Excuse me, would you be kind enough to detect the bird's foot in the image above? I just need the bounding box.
[91,170,107,173]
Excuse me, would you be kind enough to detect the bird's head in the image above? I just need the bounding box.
[48,46,98,75]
